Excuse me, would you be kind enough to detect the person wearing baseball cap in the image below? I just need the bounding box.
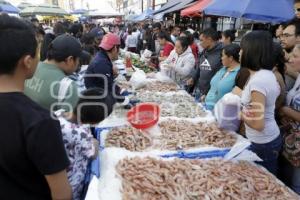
[85,33,134,106]
[25,34,84,112]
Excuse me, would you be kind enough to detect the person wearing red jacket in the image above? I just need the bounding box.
[157,32,174,62]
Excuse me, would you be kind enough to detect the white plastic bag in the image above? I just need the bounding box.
[160,63,171,77]
[141,49,152,63]
[214,93,241,132]
[154,72,174,83]
[129,69,147,89]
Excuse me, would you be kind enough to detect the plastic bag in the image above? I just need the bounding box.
[141,49,152,63]
[129,69,147,89]
[154,72,174,83]
[160,63,171,77]
[214,93,241,132]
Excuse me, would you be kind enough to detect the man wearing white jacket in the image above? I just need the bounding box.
[162,37,195,87]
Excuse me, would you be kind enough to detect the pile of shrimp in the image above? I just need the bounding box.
[116,157,299,200]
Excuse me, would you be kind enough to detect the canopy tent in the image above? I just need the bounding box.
[133,8,154,22]
[36,15,78,22]
[152,0,181,15]
[87,1,123,19]
[204,0,294,24]
[17,2,32,11]
[125,14,139,21]
[181,0,212,17]
[71,9,88,15]
[88,10,123,18]
[152,0,196,21]
[0,0,19,14]
[20,3,68,17]
[162,0,196,15]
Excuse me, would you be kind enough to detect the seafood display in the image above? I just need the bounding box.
[136,91,195,104]
[158,120,236,150]
[105,127,152,151]
[97,61,299,200]
[116,157,299,200]
[160,102,206,118]
[110,107,128,118]
[104,120,237,151]
[137,81,179,92]
[110,102,207,119]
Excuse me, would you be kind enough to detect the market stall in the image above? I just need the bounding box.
[83,50,300,200]
[19,3,69,17]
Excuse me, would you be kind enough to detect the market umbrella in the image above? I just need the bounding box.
[20,3,68,17]
[204,0,294,24]
[0,0,19,14]
[133,8,154,22]
[181,0,212,17]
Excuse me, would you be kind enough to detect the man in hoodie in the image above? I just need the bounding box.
[187,28,223,101]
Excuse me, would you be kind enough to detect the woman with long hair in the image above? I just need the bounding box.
[239,31,282,175]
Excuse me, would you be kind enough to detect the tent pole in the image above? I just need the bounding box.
[202,13,205,29]
[221,17,224,31]
[152,0,155,10]
[233,18,236,29]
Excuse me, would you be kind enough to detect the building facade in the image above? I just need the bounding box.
[45,0,74,11]
[116,0,167,15]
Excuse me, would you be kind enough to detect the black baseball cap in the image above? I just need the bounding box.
[50,34,84,59]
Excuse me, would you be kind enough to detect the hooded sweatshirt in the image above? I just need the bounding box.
[163,46,195,86]
[192,42,223,95]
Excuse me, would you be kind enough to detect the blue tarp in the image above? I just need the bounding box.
[0,1,19,14]
[133,8,154,21]
[204,0,294,24]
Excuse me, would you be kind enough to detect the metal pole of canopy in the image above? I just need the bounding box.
[221,17,224,31]
[233,18,236,29]
[152,0,155,10]
[202,13,205,30]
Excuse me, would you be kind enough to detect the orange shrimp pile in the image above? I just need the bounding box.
[116,157,299,200]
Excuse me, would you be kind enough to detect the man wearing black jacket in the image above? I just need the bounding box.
[85,33,133,106]
[187,28,223,101]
